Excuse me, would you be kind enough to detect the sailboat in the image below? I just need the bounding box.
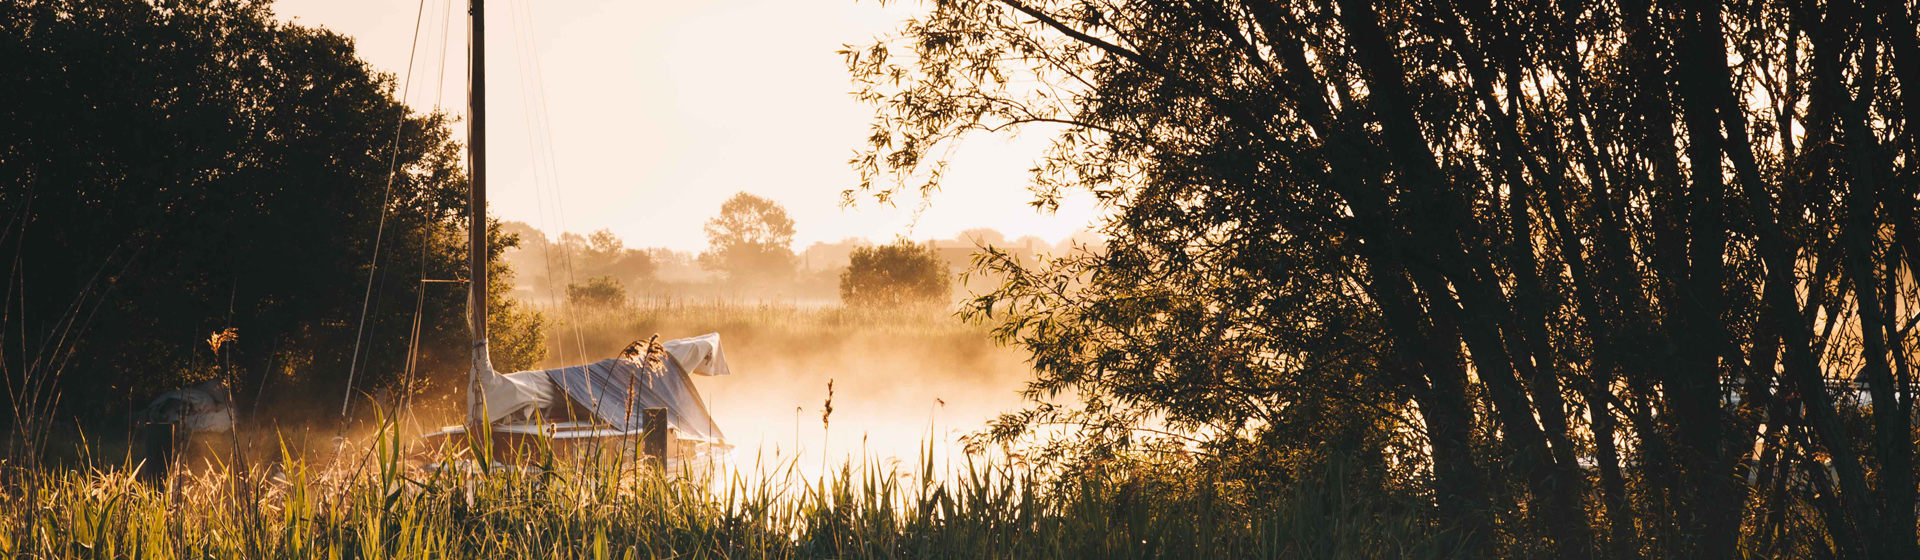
[417,0,734,471]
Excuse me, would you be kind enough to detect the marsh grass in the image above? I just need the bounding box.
[0,302,1460,559]
[0,414,1462,560]
[538,299,986,367]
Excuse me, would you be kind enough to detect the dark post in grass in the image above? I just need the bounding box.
[140,422,175,486]
[643,408,667,471]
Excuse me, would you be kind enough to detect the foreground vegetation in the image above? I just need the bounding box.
[0,426,1459,560]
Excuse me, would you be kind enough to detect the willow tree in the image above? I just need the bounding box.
[850,0,1920,558]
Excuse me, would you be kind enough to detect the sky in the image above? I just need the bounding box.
[271,0,1102,253]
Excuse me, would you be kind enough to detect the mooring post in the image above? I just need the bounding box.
[642,408,667,471]
[140,422,175,486]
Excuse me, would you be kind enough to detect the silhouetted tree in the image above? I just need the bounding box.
[567,275,628,308]
[698,192,798,283]
[576,230,656,286]
[840,241,951,308]
[852,0,1920,558]
[0,0,543,431]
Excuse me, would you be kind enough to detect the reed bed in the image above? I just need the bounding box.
[538,299,985,366]
[0,419,1457,560]
[0,302,1457,559]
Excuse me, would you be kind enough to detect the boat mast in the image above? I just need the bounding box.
[467,0,489,426]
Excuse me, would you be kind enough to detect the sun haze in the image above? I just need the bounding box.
[270,0,1101,253]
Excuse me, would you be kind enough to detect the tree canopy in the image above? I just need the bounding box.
[503,223,657,298]
[840,240,951,308]
[567,275,628,308]
[0,0,542,432]
[853,0,1920,558]
[699,192,798,283]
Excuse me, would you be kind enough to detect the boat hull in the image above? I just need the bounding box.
[419,422,731,474]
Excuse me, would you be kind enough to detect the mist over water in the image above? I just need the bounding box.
[532,303,1036,480]
[471,222,1072,479]
[707,336,1030,479]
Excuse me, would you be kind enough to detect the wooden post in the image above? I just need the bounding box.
[140,422,175,486]
[642,408,667,471]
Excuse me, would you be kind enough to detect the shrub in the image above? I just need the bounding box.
[567,275,628,307]
[839,241,950,308]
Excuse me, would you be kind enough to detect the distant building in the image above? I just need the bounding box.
[800,238,873,271]
[922,237,1041,270]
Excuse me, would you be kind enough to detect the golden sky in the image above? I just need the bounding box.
[272,0,1101,252]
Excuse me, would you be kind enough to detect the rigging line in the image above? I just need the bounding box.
[508,0,600,418]
[511,0,576,366]
[433,0,455,115]
[399,224,430,434]
[500,0,562,363]
[380,0,452,436]
[436,0,454,109]
[396,0,454,433]
[515,0,589,361]
[342,0,432,420]
[251,336,279,422]
[506,0,566,365]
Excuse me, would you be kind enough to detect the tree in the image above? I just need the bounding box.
[501,225,656,298]
[698,192,797,283]
[840,241,951,308]
[0,0,542,430]
[567,275,628,308]
[852,0,1920,558]
[576,230,656,289]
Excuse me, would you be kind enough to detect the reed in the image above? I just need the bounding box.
[0,417,1459,560]
[537,298,984,367]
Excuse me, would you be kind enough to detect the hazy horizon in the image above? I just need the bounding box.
[270,0,1104,254]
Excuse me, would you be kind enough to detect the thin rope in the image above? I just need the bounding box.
[342,0,432,420]
[398,224,430,433]
[512,0,589,362]
[396,0,456,432]
[506,0,568,366]
[432,0,454,111]
[505,0,604,430]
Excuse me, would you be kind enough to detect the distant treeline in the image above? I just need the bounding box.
[0,0,544,439]
[499,220,1103,305]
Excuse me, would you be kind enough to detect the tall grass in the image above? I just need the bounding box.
[0,417,1460,560]
[0,302,1460,559]
[537,299,984,367]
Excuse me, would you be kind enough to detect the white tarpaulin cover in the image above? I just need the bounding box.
[469,340,553,424]
[469,334,730,441]
[663,333,731,377]
[543,353,725,440]
[147,380,235,433]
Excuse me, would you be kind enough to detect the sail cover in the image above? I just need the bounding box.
[471,333,731,440]
[663,333,731,377]
[544,352,725,440]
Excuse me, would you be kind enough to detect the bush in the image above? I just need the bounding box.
[839,241,950,308]
[567,275,628,307]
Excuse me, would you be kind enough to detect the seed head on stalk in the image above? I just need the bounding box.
[821,379,834,430]
[821,379,834,475]
[206,328,239,354]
